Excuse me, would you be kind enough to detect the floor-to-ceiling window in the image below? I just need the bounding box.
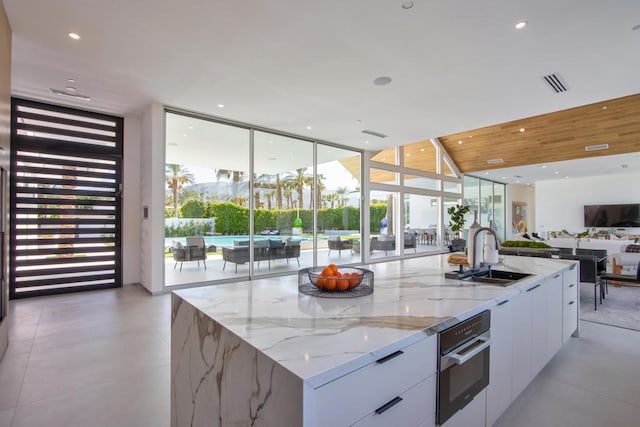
[463,176,506,241]
[368,139,463,259]
[164,110,362,287]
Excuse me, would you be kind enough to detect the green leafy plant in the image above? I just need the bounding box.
[561,229,590,248]
[447,204,471,237]
[501,240,552,248]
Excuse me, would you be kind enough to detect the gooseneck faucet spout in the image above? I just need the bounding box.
[470,227,501,271]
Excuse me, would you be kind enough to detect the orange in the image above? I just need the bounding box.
[321,267,333,276]
[342,272,351,278]
[328,263,338,274]
[336,278,349,291]
[324,277,337,291]
[348,272,360,288]
[315,276,326,289]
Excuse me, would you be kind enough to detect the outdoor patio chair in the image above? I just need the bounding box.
[327,236,353,257]
[171,236,207,271]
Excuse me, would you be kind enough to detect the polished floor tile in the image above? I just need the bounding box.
[1,285,639,427]
[494,321,640,427]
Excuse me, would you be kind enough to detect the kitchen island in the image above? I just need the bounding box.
[171,254,578,427]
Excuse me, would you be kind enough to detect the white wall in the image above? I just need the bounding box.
[535,172,640,237]
[0,0,11,359]
[506,184,535,240]
[139,103,165,294]
[123,115,142,285]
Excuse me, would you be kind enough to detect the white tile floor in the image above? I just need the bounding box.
[0,285,639,427]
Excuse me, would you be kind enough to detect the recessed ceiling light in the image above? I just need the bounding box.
[364,140,369,144]
[554,171,559,174]
[540,165,547,169]
[485,172,489,175]
[188,126,193,130]
[68,32,81,40]
[602,106,608,110]
[217,104,224,108]
[401,1,414,9]
[502,177,507,180]
[183,134,188,137]
[306,126,312,130]
[520,128,525,132]
[516,180,520,183]
[515,21,527,30]
[420,148,424,152]
[468,135,473,138]
[373,76,392,86]
[458,140,463,144]
[65,86,77,92]
[406,153,411,157]
[67,78,76,84]
[565,176,569,179]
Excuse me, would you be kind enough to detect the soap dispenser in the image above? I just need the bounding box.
[467,210,481,269]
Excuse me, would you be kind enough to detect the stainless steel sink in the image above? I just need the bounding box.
[462,269,532,286]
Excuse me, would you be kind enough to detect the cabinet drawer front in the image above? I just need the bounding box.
[311,335,436,426]
[562,300,578,342]
[352,374,436,427]
[563,280,578,302]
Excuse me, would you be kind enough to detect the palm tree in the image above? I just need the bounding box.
[335,186,350,207]
[166,164,194,218]
[283,185,294,210]
[284,168,313,210]
[216,169,245,201]
[316,174,326,210]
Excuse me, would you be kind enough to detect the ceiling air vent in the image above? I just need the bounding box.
[487,158,504,165]
[542,73,568,93]
[361,129,388,138]
[585,143,609,152]
[50,88,91,101]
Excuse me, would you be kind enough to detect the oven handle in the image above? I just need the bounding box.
[446,336,491,365]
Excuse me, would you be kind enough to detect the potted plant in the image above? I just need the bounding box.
[447,204,471,252]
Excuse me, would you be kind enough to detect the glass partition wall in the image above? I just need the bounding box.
[164,111,362,287]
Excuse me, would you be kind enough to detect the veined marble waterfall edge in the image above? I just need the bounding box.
[171,294,303,426]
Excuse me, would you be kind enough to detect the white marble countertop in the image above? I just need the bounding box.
[173,254,574,388]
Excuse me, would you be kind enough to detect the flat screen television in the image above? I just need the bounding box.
[584,203,640,227]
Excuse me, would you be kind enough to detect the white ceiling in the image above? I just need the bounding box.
[4,0,640,182]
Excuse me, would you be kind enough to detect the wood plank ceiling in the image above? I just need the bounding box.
[438,93,640,174]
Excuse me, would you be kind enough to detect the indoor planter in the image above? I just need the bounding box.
[447,204,471,252]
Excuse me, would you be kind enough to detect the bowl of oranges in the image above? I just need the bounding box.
[298,265,373,298]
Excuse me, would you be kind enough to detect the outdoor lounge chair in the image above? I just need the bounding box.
[171,236,207,271]
[327,236,353,257]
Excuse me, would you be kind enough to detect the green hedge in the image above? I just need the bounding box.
[165,220,213,238]
[501,240,552,248]
[165,201,388,236]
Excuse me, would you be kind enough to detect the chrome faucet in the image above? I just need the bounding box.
[470,227,501,271]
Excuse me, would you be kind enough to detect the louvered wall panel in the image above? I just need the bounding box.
[9,98,123,298]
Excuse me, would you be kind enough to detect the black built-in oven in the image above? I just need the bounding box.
[437,310,491,425]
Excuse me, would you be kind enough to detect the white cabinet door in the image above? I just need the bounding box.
[562,266,579,343]
[546,273,563,362]
[486,298,513,427]
[441,389,487,427]
[529,282,547,377]
[511,287,532,400]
